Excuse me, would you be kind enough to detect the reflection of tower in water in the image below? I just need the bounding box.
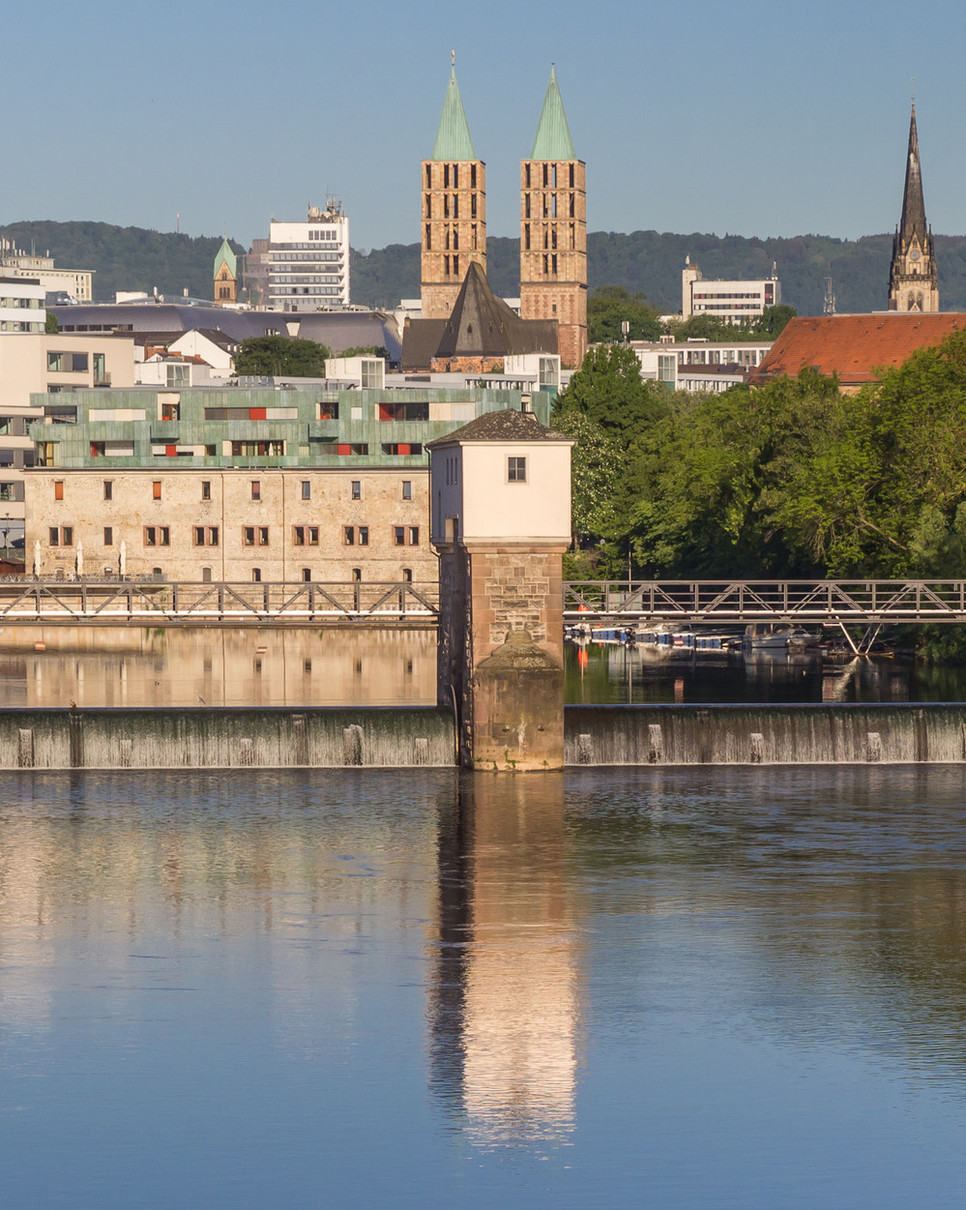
[429,774,579,1146]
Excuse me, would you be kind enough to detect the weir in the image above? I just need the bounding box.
[3,703,966,769]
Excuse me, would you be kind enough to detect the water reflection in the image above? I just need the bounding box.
[431,775,579,1147]
[566,640,966,704]
[6,768,966,1205]
[0,626,436,707]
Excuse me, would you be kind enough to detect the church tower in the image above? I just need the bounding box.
[520,66,587,368]
[213,238,237,303]
[888,104,939,312]
[420,60,486,321]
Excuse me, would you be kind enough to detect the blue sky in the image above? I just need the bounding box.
[4,0,964,250]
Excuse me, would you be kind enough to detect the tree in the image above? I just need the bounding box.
[587,285,663,343]
[45,312,59,334]
[235,335,330,377]
[553,343,669,437]
[752,304,797,338]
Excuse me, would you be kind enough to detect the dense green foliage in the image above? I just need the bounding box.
[587,286,663,342]
[235,336,330,377]
[13,220,966,314]
[553,332,966,607]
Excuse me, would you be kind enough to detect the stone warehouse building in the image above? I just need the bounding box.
[24,382,552,581]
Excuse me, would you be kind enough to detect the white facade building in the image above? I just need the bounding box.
[0,240,93,303]
[248,200,350,311]
[0,277,46,333]
[682,258,780,324]
[632,338,773,393]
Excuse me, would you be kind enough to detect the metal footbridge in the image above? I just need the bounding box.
[564,580,966,651]
[0,577,965,635]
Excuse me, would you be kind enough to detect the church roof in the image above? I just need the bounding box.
[431,66,477,162]
[426,408,570,448]
[214,238,236,278]
[528,65,577,161]
[750,314,966,387]
[898,104,929,244]
[435,261,558,359]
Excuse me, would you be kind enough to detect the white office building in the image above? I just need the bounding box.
[682,258,780,324]
[0,276,46,333]
[248,200,350,311]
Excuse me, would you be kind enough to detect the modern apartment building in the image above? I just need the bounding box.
[24,383,552,580]
[246,200,350,310]
[0,276,46,333]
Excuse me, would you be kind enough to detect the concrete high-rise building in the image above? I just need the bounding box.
[246,200,350,311]
[420,62,487,321]
[519,66,587,368]
[888,104,939,312]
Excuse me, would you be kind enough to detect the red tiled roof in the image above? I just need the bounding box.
[751,313,966,387]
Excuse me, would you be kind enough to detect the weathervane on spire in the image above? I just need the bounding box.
[451,49,455,66]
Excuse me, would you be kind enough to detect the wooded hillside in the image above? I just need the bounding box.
[6,219,966,314]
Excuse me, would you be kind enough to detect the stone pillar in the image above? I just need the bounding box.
[437,540,568,771]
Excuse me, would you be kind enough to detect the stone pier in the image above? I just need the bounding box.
[427,410,573,771]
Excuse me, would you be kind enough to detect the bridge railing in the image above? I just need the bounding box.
[563,580,966,624]
[0,579,440,623]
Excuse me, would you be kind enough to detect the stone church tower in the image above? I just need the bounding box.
[420,61,487,321]
[213,238,237,304]
[888,104,939,312]
[519,66,587,368]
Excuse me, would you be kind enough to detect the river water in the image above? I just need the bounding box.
[4,765,966,1208]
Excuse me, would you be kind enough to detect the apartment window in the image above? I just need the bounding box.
[351,480,361,500]
[293,526,320,546]
[243,526,269,546]
[343,525,368,546]
[302,568,312,583]
[54,481,64,500]
[402,568,413,582]
[104,527,113,546]
[358,526,369,546]
[103,480,113,500]
[394,527,405,546]
[193,527,219,546]
[201,480,211,500]
[251,480,261,501]
[252,568,261,583]
[152,481,162,500]
[144,527,170,546]
[301,481,311,501]
[508,456,527,483]
[402,480,412,500]
[409,527,419,545]
[49,527,59,546]
[394,527,419,546]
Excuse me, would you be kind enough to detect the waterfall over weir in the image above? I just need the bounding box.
[0,708,455,771]
[3,704,966,770]
[565,704,966,766]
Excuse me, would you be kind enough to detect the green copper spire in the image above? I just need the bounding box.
[214,237,236,277]
[431,62,477,161]
[529,65,576,160]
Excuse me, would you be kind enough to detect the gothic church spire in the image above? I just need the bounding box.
[888,102,939,312]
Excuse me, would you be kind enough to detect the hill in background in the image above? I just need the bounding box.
[6,219,966,316]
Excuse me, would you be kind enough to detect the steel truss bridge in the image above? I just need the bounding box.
[0,579,440,626]
[0,579,965,642]
[564,580,966,652]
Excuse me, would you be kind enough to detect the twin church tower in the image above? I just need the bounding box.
[419,62,587,366]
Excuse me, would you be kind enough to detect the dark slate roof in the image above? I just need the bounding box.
[402,262,557,369]
[899,103,928,244]
[51,304,401,360]
[426,408,571,449]
[400,318,448,372]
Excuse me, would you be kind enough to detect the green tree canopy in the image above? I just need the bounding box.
[587,285,663,342]
[235,335,331,377]
[553,342,670,437]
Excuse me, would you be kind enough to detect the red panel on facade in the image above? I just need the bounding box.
[166,444,177,457]
[249,408,267,420]
[337,444,351,455]
[397,443,411,455]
